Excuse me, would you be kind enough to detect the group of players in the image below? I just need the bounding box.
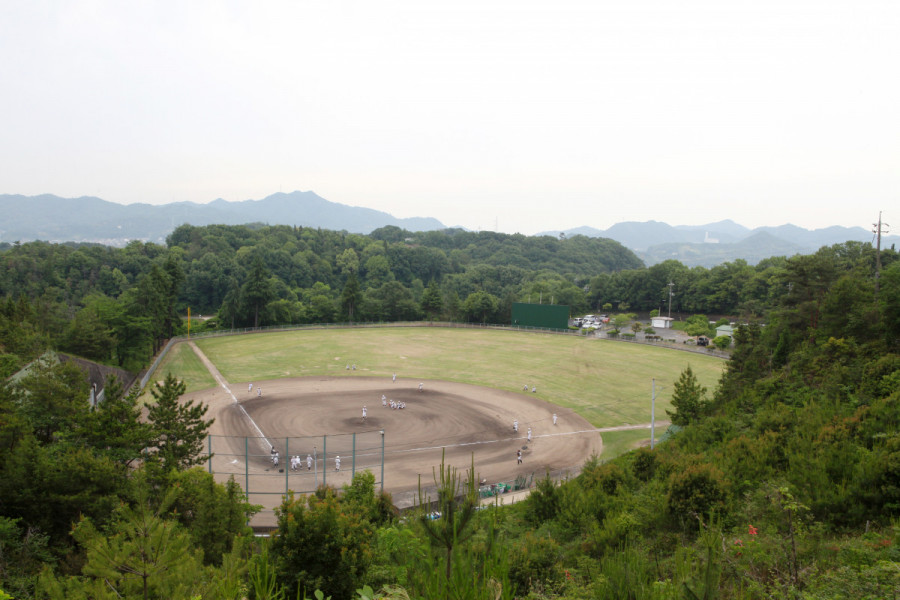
[512,411,558,464]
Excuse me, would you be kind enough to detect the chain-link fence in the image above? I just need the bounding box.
[205,431,385,526]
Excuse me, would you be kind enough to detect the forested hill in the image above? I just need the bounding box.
[0,223,641,375]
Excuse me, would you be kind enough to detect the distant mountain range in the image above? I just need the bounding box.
[1,192,895,268]
[540,221,899,267]
[0,191,445,245]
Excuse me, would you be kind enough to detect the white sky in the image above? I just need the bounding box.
[1,1,897,235]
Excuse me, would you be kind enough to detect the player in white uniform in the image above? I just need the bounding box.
[418,382,423,391]
[382,394,387,407]
[527,428,532,443]
[392,373,396,383]
[513,419,518,433]
[335,456,341,471]
[362,406,367,421]
[249,383,253,393]
[306,454,312,470]
[553,413,558,425]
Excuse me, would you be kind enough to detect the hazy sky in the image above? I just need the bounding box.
[2,1,897,235]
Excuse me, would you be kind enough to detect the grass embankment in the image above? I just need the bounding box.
[150,341,217,395]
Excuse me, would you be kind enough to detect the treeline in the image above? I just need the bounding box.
[0,225,639,373]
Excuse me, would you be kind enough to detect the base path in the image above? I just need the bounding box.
[183,343,654,523]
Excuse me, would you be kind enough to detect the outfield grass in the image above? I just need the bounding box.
[599,429,656,458]
[175,327,724,430]
[152,341,217,394]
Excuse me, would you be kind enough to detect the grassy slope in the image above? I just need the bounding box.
[152,341,217,393]
[173,327,724,430]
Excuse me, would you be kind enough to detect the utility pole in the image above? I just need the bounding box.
[667,282,675,319]
[873,212,889,297]
[650,378,656,450]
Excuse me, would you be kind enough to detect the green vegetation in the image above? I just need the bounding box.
[2,224,900,598]
[152,341,217,393]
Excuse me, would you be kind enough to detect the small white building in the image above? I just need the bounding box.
[651,316,674,329]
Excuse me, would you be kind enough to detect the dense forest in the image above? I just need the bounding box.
[1,225,900,598]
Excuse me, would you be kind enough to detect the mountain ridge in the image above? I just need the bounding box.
[1,192,895,268]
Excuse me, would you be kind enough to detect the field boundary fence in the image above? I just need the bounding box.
[204,431,385,525]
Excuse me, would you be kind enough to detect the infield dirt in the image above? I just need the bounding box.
[192,374,604,526]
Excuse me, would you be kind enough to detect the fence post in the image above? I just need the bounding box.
[380,430,385,492]
[244,437,249,500]
[323,435,327,487]
[352,433,356,477]
[208,436,212,474]
[285,436,290,494]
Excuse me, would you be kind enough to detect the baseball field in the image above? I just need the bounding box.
[154,326,725,522]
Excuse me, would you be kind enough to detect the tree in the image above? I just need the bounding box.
[417,451,479,580]
[242,255,275,328]
[420,280,443,321]
[69,486,203,600]
[611,313,635,333]
[340,273,361,322]
[337,248,360,277]
[71,376,153,468]
[462,291,500,324]
[164,469,259,565]
[12,356,89,445]
[272,488,375,598]
[712,335,732,350]
[685,314,712,337]
[146,373,214,471]
[666,365,708,427]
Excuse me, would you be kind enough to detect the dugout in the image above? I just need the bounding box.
[511,302,569,331]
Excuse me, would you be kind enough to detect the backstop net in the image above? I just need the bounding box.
[204,430,385,526]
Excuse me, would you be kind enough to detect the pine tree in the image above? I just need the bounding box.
[146,373,214,471]
[666,365,707,426]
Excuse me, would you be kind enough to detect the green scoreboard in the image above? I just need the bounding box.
[511,302,569,331]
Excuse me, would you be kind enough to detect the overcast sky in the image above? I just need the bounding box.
[1,1,897,235]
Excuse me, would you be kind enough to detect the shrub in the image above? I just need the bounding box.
[666,463,729,531]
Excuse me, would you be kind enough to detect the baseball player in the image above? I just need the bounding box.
[513,419,518,433]
[517,449,522,464]
[527,428,533,443]
[553,413,558,425]
[335,456,341,471]
[306,454,312,470]
[362,406,367,421]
